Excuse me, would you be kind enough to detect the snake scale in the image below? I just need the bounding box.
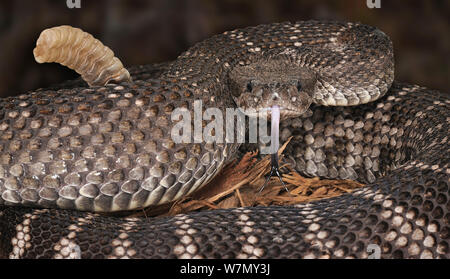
[0,21,448,259]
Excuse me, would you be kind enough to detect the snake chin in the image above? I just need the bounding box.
[232,84,313,121]
[237,106,305,120]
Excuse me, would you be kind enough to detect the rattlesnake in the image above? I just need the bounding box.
[0,21,448,259]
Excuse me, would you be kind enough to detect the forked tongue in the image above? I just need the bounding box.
[260,105,290,193]
[270,105,280,156]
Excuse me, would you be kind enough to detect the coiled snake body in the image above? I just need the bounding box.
[0,21,449,259]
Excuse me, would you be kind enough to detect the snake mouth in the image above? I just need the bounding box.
[237,106,304,120]
[232,85,314,121]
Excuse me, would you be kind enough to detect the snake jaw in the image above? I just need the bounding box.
[236,106,305,120]
[232,83,313,120]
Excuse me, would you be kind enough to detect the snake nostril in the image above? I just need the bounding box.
[246,82,253,92]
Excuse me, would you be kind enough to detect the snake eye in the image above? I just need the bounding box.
[296,82,302,92]
[246,82,253,92]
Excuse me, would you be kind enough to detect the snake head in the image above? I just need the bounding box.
[228,54,317,120]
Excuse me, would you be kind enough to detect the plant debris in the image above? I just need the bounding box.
[138,137,365,218]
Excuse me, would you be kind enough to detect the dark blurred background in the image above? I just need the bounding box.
[0,0,448,98]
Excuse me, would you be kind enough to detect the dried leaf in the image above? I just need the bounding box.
[140,137,365,217]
